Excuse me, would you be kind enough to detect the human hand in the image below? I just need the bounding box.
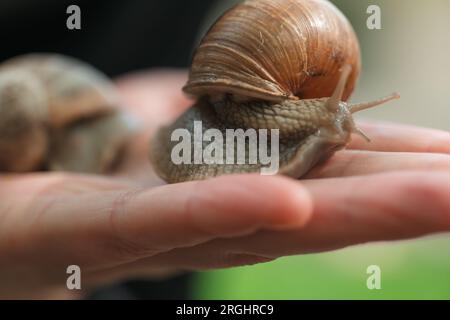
[0,70,449,299]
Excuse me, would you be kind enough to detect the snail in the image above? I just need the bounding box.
[150,0,399,183]
[0,54,137,173]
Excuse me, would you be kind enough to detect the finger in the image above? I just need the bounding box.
[228,171,450,257]
[0,172,129,192]
[113,171,450,272]
[306,150,450,179]
[349,120,450,154]
[16,174,311,267]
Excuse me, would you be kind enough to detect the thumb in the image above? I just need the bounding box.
[9,174,312,268]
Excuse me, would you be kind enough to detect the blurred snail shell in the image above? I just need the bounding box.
[2,54,119,128]
[0,69,48,172]
[50,112,137,173]
[151,0,399,183]
[0,54,137,173]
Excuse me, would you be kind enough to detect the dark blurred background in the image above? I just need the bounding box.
[0,0,217,76]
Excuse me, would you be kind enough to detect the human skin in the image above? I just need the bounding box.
[0,71,449,299]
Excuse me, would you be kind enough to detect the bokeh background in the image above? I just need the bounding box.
[192,0,450,300]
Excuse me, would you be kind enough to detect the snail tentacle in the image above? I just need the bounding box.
[325,64,352,112]
[349,92,400,114]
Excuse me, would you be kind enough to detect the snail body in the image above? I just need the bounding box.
[151,0,400,183]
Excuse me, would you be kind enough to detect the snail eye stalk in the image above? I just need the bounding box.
[325,64,352,112]
[353,126,371,142]
[349,93,400,114]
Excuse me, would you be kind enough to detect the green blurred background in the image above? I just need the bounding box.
[192,0,450,299]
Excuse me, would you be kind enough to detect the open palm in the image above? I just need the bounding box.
[0,70,449,299]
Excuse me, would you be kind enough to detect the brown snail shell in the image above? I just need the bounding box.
[0,54,137,173]
[184,0,361,102]
[150,0,399,183]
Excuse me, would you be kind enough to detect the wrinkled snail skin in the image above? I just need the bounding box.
[151,65,399,183]
[151,0,400,184]
[0,54,137,174]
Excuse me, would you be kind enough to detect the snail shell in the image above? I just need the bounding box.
[151,0,398,183]
[0,54,136,173]
[184,0,361,102]
[50,112,137,173]
[2,54,118,127]
[0,69,48,172]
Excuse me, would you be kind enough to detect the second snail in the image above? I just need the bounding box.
[150,0,400,183]
[0,54,137,173]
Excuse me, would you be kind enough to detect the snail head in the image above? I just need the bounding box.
[325,64,400,142]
